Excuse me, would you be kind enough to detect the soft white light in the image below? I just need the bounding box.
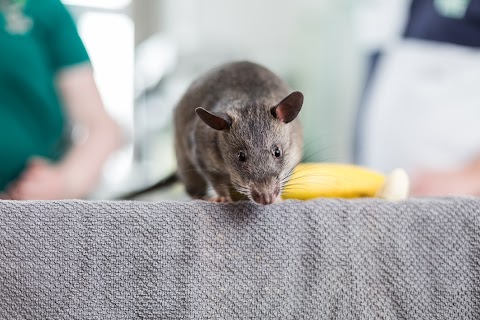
[77,12,134,127]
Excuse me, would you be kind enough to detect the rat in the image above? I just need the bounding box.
[123,61,304,205]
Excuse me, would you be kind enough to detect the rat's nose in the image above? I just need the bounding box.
[250,186,280,205]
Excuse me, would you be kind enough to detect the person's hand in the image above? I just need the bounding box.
[6,158,73,200]
[410,163,480,197]
[4,65,122,200]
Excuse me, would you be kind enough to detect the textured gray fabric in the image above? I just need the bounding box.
[0,197,479,319]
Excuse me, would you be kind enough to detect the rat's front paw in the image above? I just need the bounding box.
[207,196,232,203]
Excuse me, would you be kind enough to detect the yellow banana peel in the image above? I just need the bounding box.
[282,163,409,201]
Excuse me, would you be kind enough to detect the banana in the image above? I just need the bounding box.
[282,163,409,201]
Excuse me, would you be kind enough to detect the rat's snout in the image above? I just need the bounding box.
[250,184,281,205]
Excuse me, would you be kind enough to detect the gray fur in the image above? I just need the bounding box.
[174,61,303,204]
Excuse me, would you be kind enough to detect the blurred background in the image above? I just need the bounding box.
[63,0,389,199]
[60,0,480,199]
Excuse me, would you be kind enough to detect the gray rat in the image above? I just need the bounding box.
[121,61,303,204]
[174,61,304,205]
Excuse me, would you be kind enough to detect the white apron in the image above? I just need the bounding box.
[360,39,480,174]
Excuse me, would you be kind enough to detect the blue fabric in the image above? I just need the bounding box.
[404,0,480,47]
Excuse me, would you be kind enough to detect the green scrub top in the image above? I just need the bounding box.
[0,0,89,191]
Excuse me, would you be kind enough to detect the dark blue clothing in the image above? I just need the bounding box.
[404,0,480,47]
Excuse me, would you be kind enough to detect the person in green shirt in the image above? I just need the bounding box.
[0,0,122,199]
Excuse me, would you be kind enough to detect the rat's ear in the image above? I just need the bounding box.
[195,107,232,131]
[271,91,304,123]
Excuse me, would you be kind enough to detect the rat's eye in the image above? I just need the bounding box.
[238,151,247,162]
[273,146,282,158]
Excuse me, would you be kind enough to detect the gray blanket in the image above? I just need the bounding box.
[0,197,479,319]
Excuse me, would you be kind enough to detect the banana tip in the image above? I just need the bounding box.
[377,168,410,201]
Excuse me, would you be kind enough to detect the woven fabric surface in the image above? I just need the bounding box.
[0,197,479,319]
